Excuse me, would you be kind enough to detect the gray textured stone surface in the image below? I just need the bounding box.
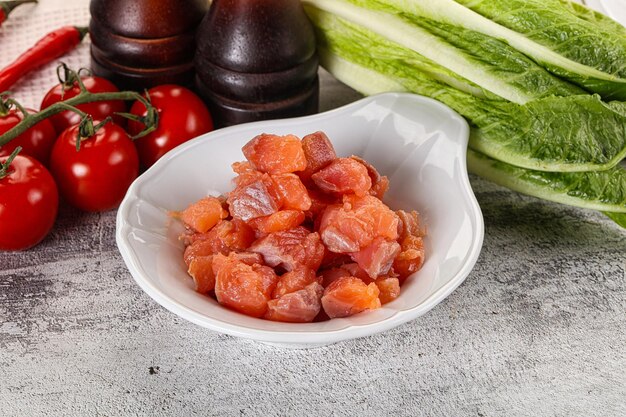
[1,71,625,417]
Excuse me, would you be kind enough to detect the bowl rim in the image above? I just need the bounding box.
[116,92,484,345]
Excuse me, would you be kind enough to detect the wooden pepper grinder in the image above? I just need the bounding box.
[89,0,208,91]
[195,0,319,127]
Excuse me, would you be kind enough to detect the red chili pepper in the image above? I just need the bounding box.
[0,25,88,93]
[0,0,37,27]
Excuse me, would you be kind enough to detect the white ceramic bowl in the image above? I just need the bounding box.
[116,92,484,348]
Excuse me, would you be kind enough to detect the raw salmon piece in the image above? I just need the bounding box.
[233,251,264,265]
[188,255,215,294]
[232,161,255,175]
[271,173,312,211]
[321,276,381,318]
[273,266,320,298]
[253,264,280,298]
[231,161,260,185]
[184,237,215,266]
[393,235,425,282]
[242,133,307,174]
[212,253,278,317]
[222,220,256,250]
[179,196,228,233]
[320,267,351,287]
[350,156,380,183]
[299,131,337,183]
[344,195,399,241]
[311,158,372,197]
[349,156,389,200]
[248,210,305,234]
[210,251,229,273]
[249,226,324,271]
[375,276,400,304]
[265,282,324,323]
[211,252,264,272]
[184,219,256,262]
[227,178,280,221]
[231,165,284,205]
[318,204,374,253]
[318,195,399,253]
[370,176,389,200]
[350,237,401,279]
[396,210,425,239]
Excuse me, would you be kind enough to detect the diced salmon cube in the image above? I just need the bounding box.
[321,276,381,318]
[179,196,228,233]
[211,251,262,273]
[393,235,425,282]
[396,210,425,239]
[184,237,214,267]
[188,255,215,294]
[350,156,389,200]
[212,253,278,317]
[273,266,321,299]
[375,276,400,304]
[242,133,307,174]
[248,210,306,234]
[311,158,372,197]
[299,131,337,183]
[370,176,389,200]
[350,237,401,279]
[318,195,399,253]
[265,282,324,323]
[344,195,399,241]
[271,173,312,211]
[184,219,256,263]
[227,178,281,221]
[319,204,374,253]
[249,226,324,271]
[231,161,259,185]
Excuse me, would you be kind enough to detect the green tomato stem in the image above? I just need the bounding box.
[0,146,21,179]
[0,90,155,147]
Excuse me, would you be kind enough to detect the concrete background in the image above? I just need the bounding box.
[1,1,625,416]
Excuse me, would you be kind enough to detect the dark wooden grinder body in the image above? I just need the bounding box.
[195,0,319,127]
[89,0,208,90]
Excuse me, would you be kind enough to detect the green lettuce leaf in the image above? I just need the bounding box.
[454,0,626,79]
[304,0,583,104]
[332,0,626,101]
[556,0,626,36]
[604,211,626,228]
[466,150,626,213]
[307,7,626,172]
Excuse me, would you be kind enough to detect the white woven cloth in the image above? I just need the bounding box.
[0,0,90,109]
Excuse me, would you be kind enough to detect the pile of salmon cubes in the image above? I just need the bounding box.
[177,132,426,323]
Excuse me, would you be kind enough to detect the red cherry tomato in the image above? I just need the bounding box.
[0,108,57,165]
[49,121,138,212]
[128,84,213,168]
[0,153,58,250]
[40,76,127,133]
